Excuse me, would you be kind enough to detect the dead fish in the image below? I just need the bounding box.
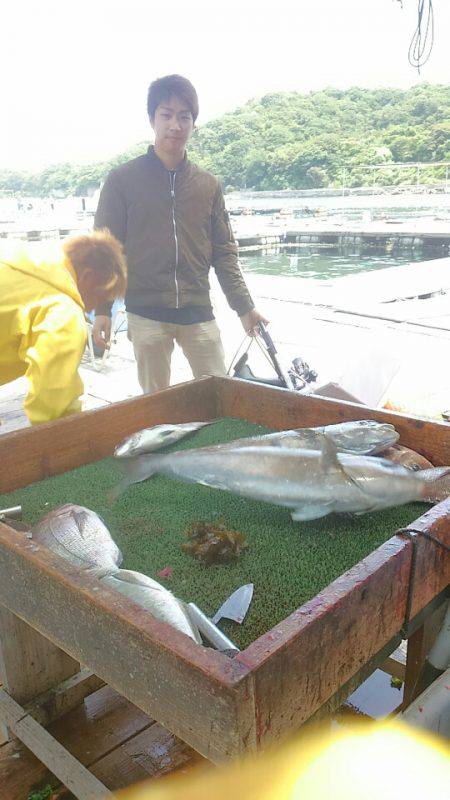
[32,504,122,570]
[180,420,399,457]
[114,421,213,458]
[381,445,434,472]
[112,439,450,522]
[99,569,201,643]
[313,420,400,455]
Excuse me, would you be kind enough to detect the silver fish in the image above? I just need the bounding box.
[113,440,450,522]
[31,504,122,570]
[198,420,399,456]
[308,420,400,455]
[99,569,201,643]
[114,421,213,458]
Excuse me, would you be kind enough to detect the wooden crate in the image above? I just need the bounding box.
[0,378,448,781]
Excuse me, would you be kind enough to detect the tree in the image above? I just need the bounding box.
[1,85,449,197]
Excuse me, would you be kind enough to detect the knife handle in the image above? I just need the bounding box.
[187,603,239,653]
[0,505,22,520]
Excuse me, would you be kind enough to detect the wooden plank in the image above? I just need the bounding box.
[398,498,450,621]
[216,377,450,466]
[236,535,412,748]
[0,685,156,800]
[0,524,256,763]
[0,689,114,799]
[1,376,448,496]
[403,603,447,708]
[90,724,201,790]
[25,669,106,727]
[0,378,218,493]
[0,607,79,707]
[311,635,402,722]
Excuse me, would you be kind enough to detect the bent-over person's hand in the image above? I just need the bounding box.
[239,308,269,337]
[92,315,112,352]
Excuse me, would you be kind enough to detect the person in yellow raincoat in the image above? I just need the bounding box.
[0,229,127,424]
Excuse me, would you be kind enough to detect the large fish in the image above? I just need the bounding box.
[113,440,450,522]
[191,420,399,457]
[114,421,213,458]
[379,445,434,471]
[99,569,202,643]
[32,506,201,642]
[31,504,122,570]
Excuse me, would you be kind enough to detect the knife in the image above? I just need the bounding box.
[0,505,22,521]
[212,583,254,625]
[187,584,254,654]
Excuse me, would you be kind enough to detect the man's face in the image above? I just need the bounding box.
[151,95,194,156]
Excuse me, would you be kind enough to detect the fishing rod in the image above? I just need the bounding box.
[256,322,296,391]
[229,322,317,392]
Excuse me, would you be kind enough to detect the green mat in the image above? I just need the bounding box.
[0,418,427,649]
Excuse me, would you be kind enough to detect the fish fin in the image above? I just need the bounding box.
[319,434,344,471]
[108,481,128,504]
[347,508,377,517]
[319,435,353,480]
[419,467,450,503]
[319,434,369,495]
[291,503,333,522]
[72,508,91,538]
[109,455,161,502]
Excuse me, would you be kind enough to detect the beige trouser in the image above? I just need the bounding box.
[127,313,227,395]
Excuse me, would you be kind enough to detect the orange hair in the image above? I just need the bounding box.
[63,229,127,298]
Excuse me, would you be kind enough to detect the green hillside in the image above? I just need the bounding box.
[1,84,449,196]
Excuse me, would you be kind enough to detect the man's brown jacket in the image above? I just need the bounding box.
[94,146,254,317]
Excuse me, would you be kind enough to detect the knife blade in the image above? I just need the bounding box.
[211,583,254,625]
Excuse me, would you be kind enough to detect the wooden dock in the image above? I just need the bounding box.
[1,257,449,434]
[0,683,201,799]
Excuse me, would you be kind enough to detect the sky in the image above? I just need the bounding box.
[2,0,449,171]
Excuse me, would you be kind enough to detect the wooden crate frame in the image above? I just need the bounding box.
[0,377,449,774]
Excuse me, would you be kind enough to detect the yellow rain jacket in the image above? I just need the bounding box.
[0,242,87,424]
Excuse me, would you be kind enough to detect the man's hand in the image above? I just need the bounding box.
[92,315,112,352]
[239,308,269,336]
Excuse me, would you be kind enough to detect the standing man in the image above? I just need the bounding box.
[93,74,266,394]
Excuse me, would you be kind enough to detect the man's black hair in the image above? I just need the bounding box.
[147,75,199,122]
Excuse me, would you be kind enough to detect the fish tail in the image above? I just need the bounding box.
[109,455,162,503]
[420,467,450,503]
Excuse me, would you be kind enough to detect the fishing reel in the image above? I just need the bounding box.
[233,353,317,392]
[290,357,318,390]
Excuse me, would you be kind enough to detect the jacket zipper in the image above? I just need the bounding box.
[169,172,179,308]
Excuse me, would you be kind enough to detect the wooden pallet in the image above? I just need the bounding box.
[0,683,200,799]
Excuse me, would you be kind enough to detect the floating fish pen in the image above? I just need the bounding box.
[238,230,450,255]
[0,378,448,795]
[3,226,449,256]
